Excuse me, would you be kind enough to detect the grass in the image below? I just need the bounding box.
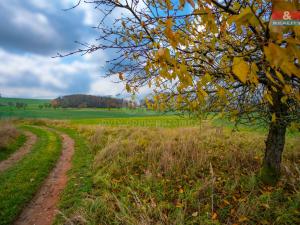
[0,106,167,120]
[0,133,26,161]
[0,97,50,109]
[0,125,61,225]
[59,123,300,225]
[0,97,167,120]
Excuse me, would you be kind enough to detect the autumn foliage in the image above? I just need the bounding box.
[67,0,300,182]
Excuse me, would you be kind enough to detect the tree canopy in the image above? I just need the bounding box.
[66,0,300,182]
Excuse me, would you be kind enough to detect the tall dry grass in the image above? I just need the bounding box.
[67,124,300,225]
[0,121,20,149]
[90,124,280,177]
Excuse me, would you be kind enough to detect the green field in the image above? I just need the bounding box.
[0,97,166,120]
[0,98,200,128]
[0,97,50,108]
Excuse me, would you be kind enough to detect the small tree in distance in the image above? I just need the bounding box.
[62,0,300,183]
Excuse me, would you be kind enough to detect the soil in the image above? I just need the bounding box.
[13,133,75,225]
[0,131,37,173]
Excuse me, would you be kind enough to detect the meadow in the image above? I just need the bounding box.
[0,97,168,120]
[0,98,299,224]
[0,97,199,127]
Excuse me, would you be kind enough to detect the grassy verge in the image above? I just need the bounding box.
[0,126,61,225]
[0,133,26,161]
[67,125,299,225]
[52,127,93,225]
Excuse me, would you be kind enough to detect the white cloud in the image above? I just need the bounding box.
[89,75,125,96]
[0,46,152,99]
[61,0,99,26]
[2,3,59,42]
[28,0,54,10]
[0,0,152,99]
[0,47,153,99]
[1,87,58,99]
[0,48,111,98]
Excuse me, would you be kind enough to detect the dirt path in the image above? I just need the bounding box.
[14,132,75,225]
[0,131,37,173]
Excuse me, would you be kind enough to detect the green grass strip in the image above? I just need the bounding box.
[0,133,27,161]
[53,127,93,225]
[0,126,61,225]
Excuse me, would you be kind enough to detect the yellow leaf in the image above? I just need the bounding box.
[164,0,173,10]
[272,113,276,123]
[157,48,165,58]
[283,84,292,94]
[238,215,249,222]
[281,96,288,103]
[126,83,131,92]
[263,43,298,77]
[266,72,276,84]
[192,212,198,217]
[179,0,185,9]
[223,199,230,205]
[262,203,270,209]
[212,212,218,220]
[228,7,258,28]
[179,188,184,194]
[261,220,270,225]
[165,18,172,29]
[175,202,183,208]
[233,57,249,83]
[275,71,285,83]
[218,88,226,98]
[280,61,300,77]
[265,93,274,105]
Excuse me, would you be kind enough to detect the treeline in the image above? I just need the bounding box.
[52,94,129,108]
[0,102,28,109]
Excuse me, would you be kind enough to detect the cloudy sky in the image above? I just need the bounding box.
[0,0,133,99]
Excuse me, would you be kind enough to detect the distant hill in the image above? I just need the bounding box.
[53,94,129,108]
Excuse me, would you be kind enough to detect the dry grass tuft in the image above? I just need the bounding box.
[0,121,20,149]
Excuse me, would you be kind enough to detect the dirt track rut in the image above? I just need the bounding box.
[14,132,74,225]
[0,131,37,173]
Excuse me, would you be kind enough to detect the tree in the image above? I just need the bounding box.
[63,0,300,183]
[51,99,59,109]
[16,102,27,110]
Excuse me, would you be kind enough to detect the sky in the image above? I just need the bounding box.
[0,0,135,99]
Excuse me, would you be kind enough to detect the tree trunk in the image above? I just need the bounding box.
[261,91,289,184]
[262,119,287,181]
